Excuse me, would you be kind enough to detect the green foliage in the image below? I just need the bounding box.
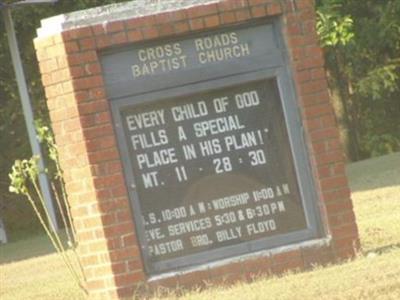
[357,64,399,100]
[8,123,86,294]
[35,119,58,170]
[8,157,39,195]
[361,134,400,158]
[316,0,400,159]
[316,11,354,47]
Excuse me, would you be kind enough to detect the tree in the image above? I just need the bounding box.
[316,0,400,160]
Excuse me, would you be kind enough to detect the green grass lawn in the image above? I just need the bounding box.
[1,153,399,300]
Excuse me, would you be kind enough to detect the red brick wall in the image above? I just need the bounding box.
[34,0,359,299]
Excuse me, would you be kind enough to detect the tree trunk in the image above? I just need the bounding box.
[330,50,361,161]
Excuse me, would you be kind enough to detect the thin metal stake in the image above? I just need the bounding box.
[2,6,58,231]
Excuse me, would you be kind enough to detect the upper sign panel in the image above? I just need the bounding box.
[101,23,282,99]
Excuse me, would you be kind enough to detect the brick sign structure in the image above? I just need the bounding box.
[34,0,359,299]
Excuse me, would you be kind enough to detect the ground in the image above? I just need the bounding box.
[0,152,399,299]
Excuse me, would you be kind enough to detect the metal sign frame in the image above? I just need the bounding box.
[106,20,324,275]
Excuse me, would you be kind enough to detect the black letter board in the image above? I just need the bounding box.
[102,22,322,275]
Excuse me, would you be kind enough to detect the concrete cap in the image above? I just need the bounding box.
[36,0,219,38]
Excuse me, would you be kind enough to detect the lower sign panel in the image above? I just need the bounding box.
[117,78,312,274]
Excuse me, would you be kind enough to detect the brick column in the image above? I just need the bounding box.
[34,0,359,299]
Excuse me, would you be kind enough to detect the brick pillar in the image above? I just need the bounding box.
[34,0,359,299]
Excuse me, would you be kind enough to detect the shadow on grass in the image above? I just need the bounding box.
[364,243,400,256]
[346,152,400,193]
[0,231,67,264]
